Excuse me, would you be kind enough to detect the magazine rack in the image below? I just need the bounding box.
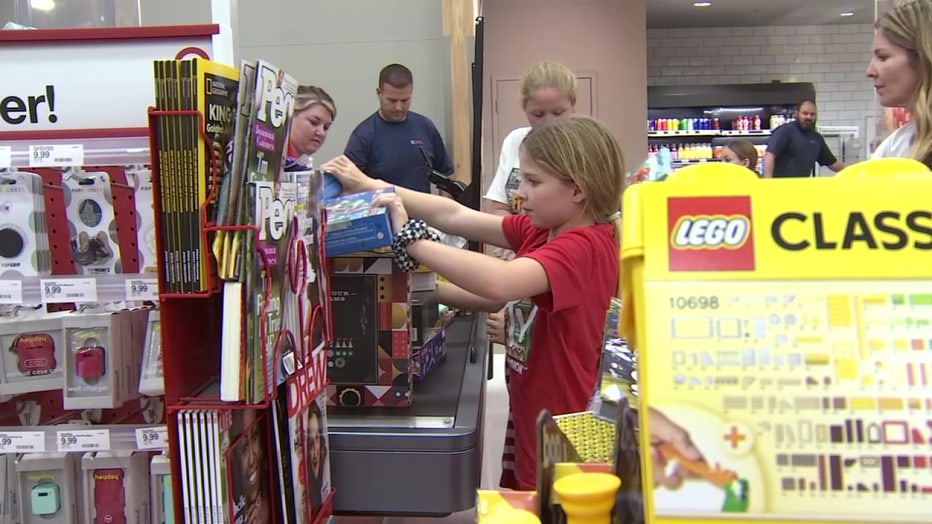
[148,106,335,523]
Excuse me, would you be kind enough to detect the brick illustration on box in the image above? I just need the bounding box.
[327,255,412,407]
[412,328,446,383]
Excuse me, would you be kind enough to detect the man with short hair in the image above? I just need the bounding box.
[344,63,454,193]
[763,99,845,178]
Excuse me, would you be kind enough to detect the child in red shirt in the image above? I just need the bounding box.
[322,115,624,490]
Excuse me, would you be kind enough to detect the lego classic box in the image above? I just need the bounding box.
[326,254,412,407]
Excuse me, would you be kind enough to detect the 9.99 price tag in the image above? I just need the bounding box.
[28,144,84,167]
[0,146,11,169]
[0,431,45,453]
[40,278,98,304]
[125,278,158,301]
[135,426,169,450]
[56,429,110,452]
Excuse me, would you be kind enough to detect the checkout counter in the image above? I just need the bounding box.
[327,313,490,516]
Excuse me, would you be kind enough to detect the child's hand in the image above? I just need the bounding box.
[371,192,410,234]
[321,155,384,194]
[486,309,506,345]
[649,407,705,490]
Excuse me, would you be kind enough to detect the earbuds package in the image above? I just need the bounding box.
[81,451,150,524]
[62,171,120,275]
[0,309,70,396]
[138,310,163,397]
[129,169,158,275]
[0,171,51,279]
[149,454,173,524]
[15,453,78,524]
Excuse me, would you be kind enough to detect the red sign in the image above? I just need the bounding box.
[668,196,755,271]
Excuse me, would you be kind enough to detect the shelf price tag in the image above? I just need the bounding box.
[28,144,84,167]
[0,280,23,304]
[56,429,110,452]
[0,146,11,168]
[135,426,169,450]
[0,431,46,453]
[40,278,98,304]
[125,278,158,301]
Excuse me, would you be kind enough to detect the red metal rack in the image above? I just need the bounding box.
[149,106,335,523]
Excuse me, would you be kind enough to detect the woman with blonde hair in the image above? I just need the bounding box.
[485,61,578,217]
[288,85,337,158]
[868,0,932,166]
[323,115,624,489]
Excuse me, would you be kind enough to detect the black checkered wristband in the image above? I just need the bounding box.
[392,219,441,272]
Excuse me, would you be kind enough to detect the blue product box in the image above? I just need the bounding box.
[324,188,395,257]
[322,172,343,201]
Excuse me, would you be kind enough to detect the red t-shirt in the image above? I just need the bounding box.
[501,214,618,489]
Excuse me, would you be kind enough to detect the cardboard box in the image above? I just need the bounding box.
[327,254,412,407]
[324,188,394,257]
[410,289,439,348]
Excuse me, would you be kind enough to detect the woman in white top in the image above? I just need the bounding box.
[484,61,578,217]
[868,0,932,165]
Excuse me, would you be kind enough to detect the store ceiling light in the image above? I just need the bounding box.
[694,2,712,6]
[29,0,55,11]
[840,12,854,16]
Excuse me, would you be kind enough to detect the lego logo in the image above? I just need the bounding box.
[672,215,750,249]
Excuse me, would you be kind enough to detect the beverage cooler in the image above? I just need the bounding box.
[646,82,817,173]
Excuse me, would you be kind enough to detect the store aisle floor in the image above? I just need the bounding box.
[335,351,509,524]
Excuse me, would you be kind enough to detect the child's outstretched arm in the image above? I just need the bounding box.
[437,282,504,313]
[373,192,551,305]
[322,155,509,249]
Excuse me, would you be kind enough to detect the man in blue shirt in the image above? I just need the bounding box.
[344,63,455,193]
[763,100,845,178]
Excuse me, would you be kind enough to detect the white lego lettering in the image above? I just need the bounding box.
[673,216,749,248]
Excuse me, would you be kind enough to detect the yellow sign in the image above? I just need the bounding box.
[621,160,932,524]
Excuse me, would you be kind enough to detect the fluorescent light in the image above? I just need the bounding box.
[29,0,55,11]
[694,1,712,6]
[840,11,854,16]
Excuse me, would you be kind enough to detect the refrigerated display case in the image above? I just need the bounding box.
[646,82,816,170]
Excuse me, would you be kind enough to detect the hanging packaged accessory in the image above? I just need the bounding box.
[62,170,120,274]
[0,171,51,278]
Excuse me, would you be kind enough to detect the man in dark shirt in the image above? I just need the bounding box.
[344,63,455,193]
[763,100,845,178]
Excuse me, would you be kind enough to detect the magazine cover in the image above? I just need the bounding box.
[227,408,274,524]
[272,344,330,523]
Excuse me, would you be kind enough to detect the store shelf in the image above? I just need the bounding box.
[0,273,159,306]
[719,129,772,136]
[647,130,720,137]
[648,130,772,138]
[671,159,720,166]
[0,424,168,454]
[0,135,150,169]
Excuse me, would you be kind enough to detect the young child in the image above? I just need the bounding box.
[322,115,624,490]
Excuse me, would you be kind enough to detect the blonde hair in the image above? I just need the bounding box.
[294,85,337,120]
[520,61,577,109]
[521,115,626,240]
[877,0,932,167]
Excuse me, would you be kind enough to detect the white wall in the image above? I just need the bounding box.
[647,23,875,162]
[483,0,647,188]
[234,0,453,166]
[138,0,212,26]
